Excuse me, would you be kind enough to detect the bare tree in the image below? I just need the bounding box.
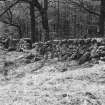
[70,0,105,37]
[0,0,49,42]
[99,0,105,37]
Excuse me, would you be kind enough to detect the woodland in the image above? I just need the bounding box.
[0,0,105,105]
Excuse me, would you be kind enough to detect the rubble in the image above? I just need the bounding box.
[0,38,105,105]
[30,38,105,64]
[1,37,105,65]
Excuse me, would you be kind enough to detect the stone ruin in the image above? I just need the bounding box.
[1,37,105,65]
[32,38,105,64]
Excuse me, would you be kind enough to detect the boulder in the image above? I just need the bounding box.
[8,47,16,51]
[25,53,35,59]
[78,51,91,65]
[97,46,105,57]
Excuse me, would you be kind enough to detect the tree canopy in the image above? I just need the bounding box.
[0,0,104,42]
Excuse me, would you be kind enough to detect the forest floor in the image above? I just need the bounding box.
[0,49,105,105]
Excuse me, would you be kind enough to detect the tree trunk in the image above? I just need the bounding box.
[18,26,22,38]
[30,2,38,43]
[99,0,105,37]
[41,10,49,41]
[33,0,49,41]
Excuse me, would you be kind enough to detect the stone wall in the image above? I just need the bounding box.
[32,38,105,64]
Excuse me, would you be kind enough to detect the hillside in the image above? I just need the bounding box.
[0,49,105,105]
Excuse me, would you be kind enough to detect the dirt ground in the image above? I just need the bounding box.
[0,50,105,105]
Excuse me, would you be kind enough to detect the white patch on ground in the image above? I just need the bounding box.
[0,51,105,105]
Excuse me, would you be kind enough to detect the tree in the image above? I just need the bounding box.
[0,1,23,38]
[29,1,36,42]
[33,0,49,41]
[99,0,105,37]
[70,0,105,37]
[0,0,49,42]
[0,1,30,38]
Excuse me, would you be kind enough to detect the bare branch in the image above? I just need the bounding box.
[0,20,19,27]
[71,0,100,16]
[0,0,19,17]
